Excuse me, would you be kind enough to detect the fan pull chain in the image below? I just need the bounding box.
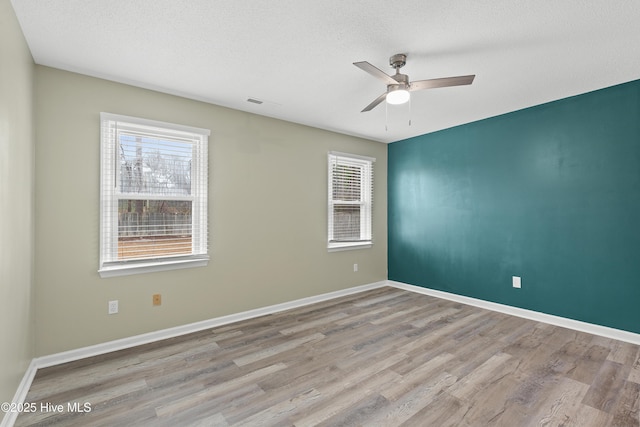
[385,101,389,132]
[385,100,413,131]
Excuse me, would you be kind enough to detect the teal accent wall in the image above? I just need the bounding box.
[388,79,640,334]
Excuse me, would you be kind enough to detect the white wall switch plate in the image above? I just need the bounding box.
[512,276,521,289]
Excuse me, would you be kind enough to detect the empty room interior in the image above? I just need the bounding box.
[2,0,640,426]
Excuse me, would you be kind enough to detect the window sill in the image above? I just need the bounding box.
[327,242,372,252]
[99,256,209,278]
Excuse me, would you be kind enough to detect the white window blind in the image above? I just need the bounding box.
[99,113,210,277]
[328,152,374,250]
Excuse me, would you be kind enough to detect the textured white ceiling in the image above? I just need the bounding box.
[10,0,640,143]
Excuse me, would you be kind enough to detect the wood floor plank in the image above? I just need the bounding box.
[333,303,394,326]
[370,305,425,325]
[279,312,349,335]
[409,306,462,328]
[221,363,342,423]
[291,370,402,427]
[366,371,458,426]
[582,360,631,413]
[15,287,640,427]
[381,352,455,401]
[608,340,640,367]
[398,310,487,355]
[155,363,287,417]
[231,387,322,427]
[232,332,325,367]
[524,377,588,427]
[400,391,471,427]
[314,393,390,427]
[609,380,640,427]
[448,352,516,401]
[352,289,408,307]
[254,344,353,392]
[630,351,640,384]
[451,372,524,425]
[568,343,612,385]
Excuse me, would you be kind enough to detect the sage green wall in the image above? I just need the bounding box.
[388,79,640,334]
[0,0,35,408]
[34,66,387,356]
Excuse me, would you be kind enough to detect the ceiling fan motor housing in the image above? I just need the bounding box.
[389,73,409,91]
[389,53,407,69]
[389,54,409,91]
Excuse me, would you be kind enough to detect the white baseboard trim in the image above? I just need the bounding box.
[34,280,388,369]
[1,359,38,427]
[388,280,640,346]
[1,281,387,427]
[6,278,639,427]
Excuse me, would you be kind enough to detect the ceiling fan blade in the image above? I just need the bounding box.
[353,61,398,85]
[361,92,387,112]
[409,75,475,91]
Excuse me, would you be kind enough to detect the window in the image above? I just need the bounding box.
[99,113,209,277]
[328,151,374,251]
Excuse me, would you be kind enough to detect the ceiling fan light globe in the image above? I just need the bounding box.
[386,89,410,105]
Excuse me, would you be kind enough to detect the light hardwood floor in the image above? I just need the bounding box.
[16,287,640,426]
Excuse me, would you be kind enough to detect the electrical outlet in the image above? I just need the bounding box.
[153,294,162,306]
[512,276,521,289]
[108,300,119,314]
[353,263,358,272]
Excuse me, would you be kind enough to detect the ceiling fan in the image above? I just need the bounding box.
[354,53,475,112]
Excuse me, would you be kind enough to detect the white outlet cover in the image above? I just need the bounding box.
[108,300,119,314]
[512,276,521,289]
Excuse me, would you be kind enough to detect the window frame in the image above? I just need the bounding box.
[98,113,210,278]
[327,151,375,252]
